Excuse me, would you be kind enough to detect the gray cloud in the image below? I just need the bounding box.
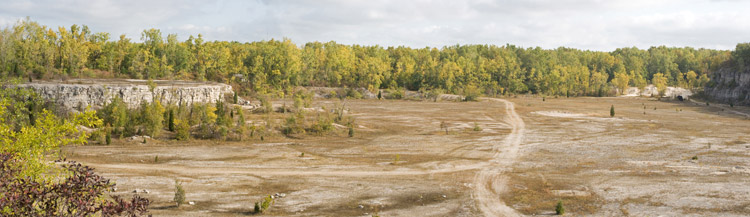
[0,0,748,50]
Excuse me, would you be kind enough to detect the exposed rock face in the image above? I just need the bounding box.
[17,79,233,111]
[623,85,692,98]
[704,67,750,105]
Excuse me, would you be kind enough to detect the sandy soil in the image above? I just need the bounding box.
[64,96,750,216]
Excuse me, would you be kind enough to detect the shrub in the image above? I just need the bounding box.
[105,128,112,145]
[234,106,248,141]
[0,153,151,216]
[168,109,175,132]
[473,122,482,131]
[610,105,615,117]
[426,88,444,102]
[174,180,186,207]
[387,88,403,99]
[140,100,164,137]
[691,155,698,160]
[282,111,306,136]
[556,200,565,215]
[348,126,354,137]
[99,97,130,136]
[259,96,273,113]
[256,195,274,213]
[463,85,481,101]
[175,119,191,141]
[346,88,363,99]
[377,90,382,100]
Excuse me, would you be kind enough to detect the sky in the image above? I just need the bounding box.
[1,0,749,51]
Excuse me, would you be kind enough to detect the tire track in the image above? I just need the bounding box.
[472,98,525,217]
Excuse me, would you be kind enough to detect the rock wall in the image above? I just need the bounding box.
[704,67,750,105]
[16,79,234,111]
[623,85,692,98]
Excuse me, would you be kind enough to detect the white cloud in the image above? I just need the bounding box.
[1,0,749,50]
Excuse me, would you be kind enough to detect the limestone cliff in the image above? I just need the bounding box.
[704,68,750,105]
[17,79,234,111]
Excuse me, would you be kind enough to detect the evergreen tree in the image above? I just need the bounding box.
[168,109,175,132]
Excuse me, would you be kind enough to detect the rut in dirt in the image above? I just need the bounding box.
[472,98,525,217]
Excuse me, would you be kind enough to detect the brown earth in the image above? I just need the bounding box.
[64,96,750,216]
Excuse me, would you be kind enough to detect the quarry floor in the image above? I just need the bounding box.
[64,96,750,216]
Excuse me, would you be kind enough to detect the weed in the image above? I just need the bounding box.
[174,180,185,207]
[556,200,565,215]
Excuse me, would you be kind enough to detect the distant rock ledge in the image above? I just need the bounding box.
[15,79,234,111]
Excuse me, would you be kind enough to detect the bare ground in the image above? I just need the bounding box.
[64,96,750,216]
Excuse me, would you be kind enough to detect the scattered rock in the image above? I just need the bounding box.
[142,189,150,194]
[188,201,195,205]
[441,195,447,198]
[358,205,364,209]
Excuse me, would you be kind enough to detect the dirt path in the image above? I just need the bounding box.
[87,161,491,177]
[472,98,525,217]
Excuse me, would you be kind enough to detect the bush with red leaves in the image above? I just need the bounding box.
[0,153,151,216]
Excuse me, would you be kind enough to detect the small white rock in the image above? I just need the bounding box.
[188,201,195,205]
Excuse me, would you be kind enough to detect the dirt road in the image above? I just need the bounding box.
[472,98,525,217]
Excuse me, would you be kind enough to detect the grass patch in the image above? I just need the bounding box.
[503,172,602,215]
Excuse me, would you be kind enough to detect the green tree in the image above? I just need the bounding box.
[0,100,101,180]
[140,100,164,137]
[610,105,615,117]
[652,73,668,96]
[168,108,175,132]
[611,72,630,95]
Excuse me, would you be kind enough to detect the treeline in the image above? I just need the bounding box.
[0,18,737,97]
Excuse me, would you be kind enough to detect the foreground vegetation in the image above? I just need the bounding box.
[0,86,151,216]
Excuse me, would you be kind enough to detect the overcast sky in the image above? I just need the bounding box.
[1,0,749,51]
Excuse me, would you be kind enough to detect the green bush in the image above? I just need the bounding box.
[234,106,248,141]
[348,126,354,137]
[473,122,482,131]
[258,195,274,213]
[105,128,112,145]
[387,88,403,99]
[556,200,565,215]
[282,112,306,136]
[346,88,363,99]
[175,119,191,141]
[168,109,175,132]
[610,105,615,117]
[140,100,164,137]
[259,96,273,113]
[463,85,481,101]
[174,180,185,207]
